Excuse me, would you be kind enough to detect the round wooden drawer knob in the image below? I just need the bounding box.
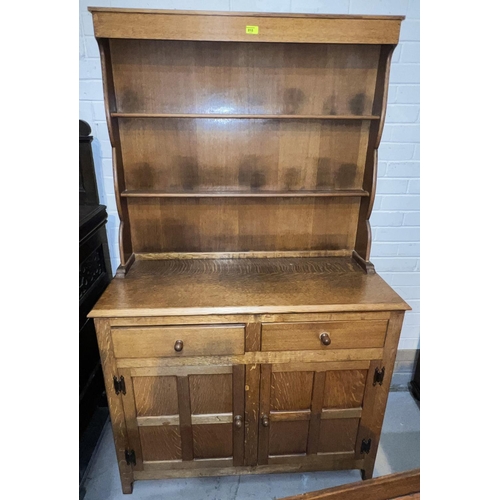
[174,340,184,352]
[320,332,331,346]
[234,415,243,429]
[261,414,269,427]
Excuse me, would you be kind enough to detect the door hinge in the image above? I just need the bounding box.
[360,438,372,455]
[373,367,385,386]
[125,449,136,466]
[113,375,126,395]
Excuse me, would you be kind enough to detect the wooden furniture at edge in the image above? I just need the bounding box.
[88,8,409,494]
[280,469,420,500]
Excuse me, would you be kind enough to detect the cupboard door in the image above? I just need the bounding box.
[119,364,245,471]
[258,361,378,467]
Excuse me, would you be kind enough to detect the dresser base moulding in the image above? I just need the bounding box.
[133,458,366,480]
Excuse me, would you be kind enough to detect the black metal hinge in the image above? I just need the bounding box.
[113,375,126,395]
[125,449,136,466]
[373,367,385,386]
[360,438,372,455]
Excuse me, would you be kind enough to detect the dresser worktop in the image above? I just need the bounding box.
[89,258,409,318]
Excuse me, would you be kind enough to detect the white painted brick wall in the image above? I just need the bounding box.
[79,0,420,350]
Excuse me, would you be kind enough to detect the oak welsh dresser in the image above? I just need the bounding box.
[88,8,409,494]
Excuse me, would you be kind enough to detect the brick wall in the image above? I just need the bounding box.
[79,0,420,353]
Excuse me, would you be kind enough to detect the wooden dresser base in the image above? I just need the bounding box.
[94,303,405,494]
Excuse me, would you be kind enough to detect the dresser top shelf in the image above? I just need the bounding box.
[88,8,405,21]
[89,8,403,44]
[89,257,409,318]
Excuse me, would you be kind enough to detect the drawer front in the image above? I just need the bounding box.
[261,320,387,351]
[111,325,245,358]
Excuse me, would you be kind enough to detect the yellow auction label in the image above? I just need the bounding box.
[246,25,259,34]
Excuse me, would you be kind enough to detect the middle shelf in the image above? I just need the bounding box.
[121,189,370,198]
[111,113,380,120]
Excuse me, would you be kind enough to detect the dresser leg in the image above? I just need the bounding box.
[361,466,374,480]
[120,477,133,494]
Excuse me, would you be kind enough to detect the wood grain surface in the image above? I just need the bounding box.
[189,374,232,414]
[269,420,310,455]
[133,376,179,416]
[138,426,182,462]
[90,258,409,317]
[323,370,368,408]
[111,325,244,357]
[271,371,314,411]
[279,469,419,500]
[133,458,365,480]
[356,312,405,479]
[118,118,370,192]
[232,365,245,466]
[117,349,385,368]
[89,8,406,490]
[192,423,233,459]
[91,10,403,44]
[318,418,360,453]
[261,320,387,351]
[110,40,380,116]
[93,319,134,493]
[127,197,361,254]
[244,363,260,466]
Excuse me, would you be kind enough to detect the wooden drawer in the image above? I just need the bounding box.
[261,320,387,351]
[111,325,245,358]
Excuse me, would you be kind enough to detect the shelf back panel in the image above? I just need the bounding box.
[109,40,381,116]
[127,198,360,254]
[119,118,370,192]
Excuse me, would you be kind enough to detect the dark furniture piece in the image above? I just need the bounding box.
[409,351,420,402]
[79,120,112,493]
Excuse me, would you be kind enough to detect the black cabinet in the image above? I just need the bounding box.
[409,350,420,402]
[79,121,112,494]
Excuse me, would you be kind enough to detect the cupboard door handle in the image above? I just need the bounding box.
[319,332,331,346]
[261,414,269,427]
[234,415,243,429]
[174,340,184,352]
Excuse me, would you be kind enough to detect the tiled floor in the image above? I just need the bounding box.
[83,391,420,499]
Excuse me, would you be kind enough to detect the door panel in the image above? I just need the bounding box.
[190,373,234,459]
[138,426,182,461]
[271,371,314,411]
[269,420,310,455]
[323,370,367,408]
[133,376,179,416]
[259,361,378,466]
[193,423,233,458]
[189,374,233,414]
[318,418,360,453]
[120,364,245,470]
